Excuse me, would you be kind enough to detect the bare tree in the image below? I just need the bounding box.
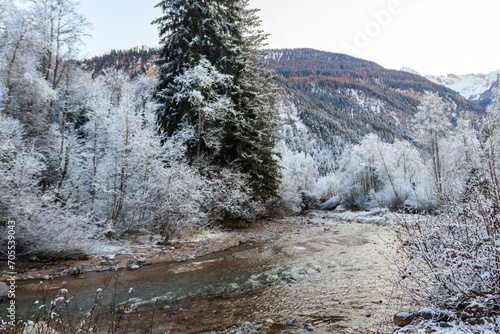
[413,91,451,197]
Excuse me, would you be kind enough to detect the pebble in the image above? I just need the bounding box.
[394,312,416,327]
[304,323,315,331]
[68,266,81,276]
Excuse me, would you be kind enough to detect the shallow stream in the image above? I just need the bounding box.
[7,211,397,333]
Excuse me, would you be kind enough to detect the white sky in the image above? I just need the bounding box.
[79,0,500,76]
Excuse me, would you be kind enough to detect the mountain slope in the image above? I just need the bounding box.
[267,49,484,164]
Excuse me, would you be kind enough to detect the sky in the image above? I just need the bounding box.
[79,0,500,76]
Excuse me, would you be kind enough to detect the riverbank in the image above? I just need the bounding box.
[1,216,306,282]
[2,210,400,333]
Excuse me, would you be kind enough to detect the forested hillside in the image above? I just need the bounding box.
[268,49,485,158]
[78,46,158,78]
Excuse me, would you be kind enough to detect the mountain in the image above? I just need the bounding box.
[79,47,485,169]
[426,70,500,108]
[267,49,484,165]
[401,67,500,108]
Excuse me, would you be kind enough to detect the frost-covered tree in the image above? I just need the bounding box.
[333,134,431,210]
[482,92,500,170]
[31,0,89,91]
[0,2,56,121]
[413,91,451,196]
[217,0,281,201]
[169,58,233,157]
[76,71,170,230]
[334,134,382,209]
[153,0,280,202]
[275,144,319,214]
[440,120,481,198]
[0,114,95,259]
[153,0,232,139]
[0,0,90,197]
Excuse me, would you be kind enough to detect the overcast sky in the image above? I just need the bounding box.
[79,0,500,76]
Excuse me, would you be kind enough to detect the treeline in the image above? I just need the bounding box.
[79,46,158,79]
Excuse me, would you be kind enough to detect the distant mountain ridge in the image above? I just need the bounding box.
[426,70,500,108]
[400,67,500,108]
[78,46,158,78]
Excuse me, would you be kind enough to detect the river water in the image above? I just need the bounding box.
[11,211,398,333]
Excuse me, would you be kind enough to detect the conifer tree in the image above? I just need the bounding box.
[153,0,280,201]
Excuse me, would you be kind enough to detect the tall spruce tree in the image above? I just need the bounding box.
[153,0,280,201]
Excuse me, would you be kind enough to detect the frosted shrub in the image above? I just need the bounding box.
[274,144,319,214]
[203,167,264,223]
[393,163,500,312]
[0,115,94,259]
[154,160,208,243]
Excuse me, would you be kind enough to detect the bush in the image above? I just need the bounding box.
[393,167,500,312]
[0,115,95,260]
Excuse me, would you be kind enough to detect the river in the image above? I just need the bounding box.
[10,210,398,333]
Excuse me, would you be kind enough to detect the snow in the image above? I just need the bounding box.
[426,69,500,100]
[328,207,392,225]
[400,67,420,75]
[394,315,500,334]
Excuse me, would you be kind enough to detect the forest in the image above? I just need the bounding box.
[0,0,499,333]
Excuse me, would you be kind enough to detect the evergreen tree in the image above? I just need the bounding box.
[153,0,281,201]
[153,0,230,140]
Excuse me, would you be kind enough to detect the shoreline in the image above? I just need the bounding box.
[0,216,301,283]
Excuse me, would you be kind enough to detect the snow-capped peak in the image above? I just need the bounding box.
[426,69,500,100]
[400,67,420,75]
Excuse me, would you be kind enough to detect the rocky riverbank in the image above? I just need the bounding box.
[0,217,303,283]
[2,209,409,333]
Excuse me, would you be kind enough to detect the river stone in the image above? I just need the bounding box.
[304,323,315,331]
[394,312,417,327]
[0,282,8,299]
[68,266,81,276]
[320,197,340,211]
[264,318,274,324]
